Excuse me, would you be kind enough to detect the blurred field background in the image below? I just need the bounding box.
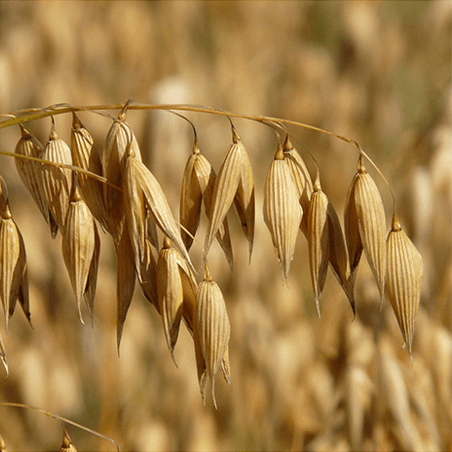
[0,1,450,451]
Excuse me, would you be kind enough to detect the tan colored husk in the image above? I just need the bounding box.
[102,114,142,212]
[180,150,203,251]
[157,237,184,365]
[386,212,423,357]
[349,154,387,300]
[0,176,11,220]
[14,125,51,226]
[70,113,110,234]
[116,228,136,354]
[130,156,195,273]
[307,175,330,317]
[263,143,302,282]
[232,128,255,263]
[62,187,100,324]
[282,135,313,234]
[196,265,231,409]
[327,201,355,314]
[193,150,233,271]
[0,218,30,333]
[123,155,147,280]
[344,169,363,289]
[204,126,254,263]
[39,120,73,234]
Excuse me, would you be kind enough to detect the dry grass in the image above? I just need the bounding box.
[0,2,450,451]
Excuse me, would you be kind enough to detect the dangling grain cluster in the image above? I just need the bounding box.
[263,142,302,282]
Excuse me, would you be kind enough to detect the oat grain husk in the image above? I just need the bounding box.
[62,187,100,324]
[196,265,231,409]
[283,135,313,234]
[14,125,52,226]
[386,212,423,357]
[0,217,30,333]
[116,228,136,354]
[307,175,330,317]
[263,143,302,282]
[204,126,254,263]
[157,237,185,365]
[71,113,110,234]
[345,154,387,303]
[131,156,194,273]
[39,119,73,235]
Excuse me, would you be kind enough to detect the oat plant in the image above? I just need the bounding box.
[0,100,424,448]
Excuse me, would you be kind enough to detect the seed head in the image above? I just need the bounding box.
[386,212,423,358]
[263,143,302,282]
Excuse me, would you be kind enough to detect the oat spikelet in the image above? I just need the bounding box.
[157,237,185,366]
[39,119,73,235]
[180,148,203,251]
[282,134,313,234]
[14,125,52,227]
[204,126,254,263]
[131,156,194,273]
[116,228,136,354]
[196,265,231,409]
[70,113,110,234]
[123,155,147,280]
[307,174,330,317]
[386,212,423,357]
[0,180,30,332]
[102,108,142,212]
[195,150,234,271]
[62,186,100,324]
[263,143,302,282]
[346,154,387,300]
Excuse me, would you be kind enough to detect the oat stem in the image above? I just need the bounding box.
[0,402,120,451]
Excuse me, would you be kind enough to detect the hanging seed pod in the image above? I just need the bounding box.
[70,113,110,234]
[157,237,185,365]
[14,125,53,228]
[180,148,203,251]
[123,155,147,280]
[102,104,142,212]
[130,156,194,273]
[62,186,100,324]
[0,177,11,220]
[386,212,423,358]
[204,126,254,262]
[307,175,330,317]
[116,228,136,354]
[282,134,313,234]
[345,154,387,300]
[180,143,233,270]
[0,217,30,332]
[196,265,231,409]
[232,128,255,263]
[263,143,302,282]
[39,118,73,235]
[327,202,355,314]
